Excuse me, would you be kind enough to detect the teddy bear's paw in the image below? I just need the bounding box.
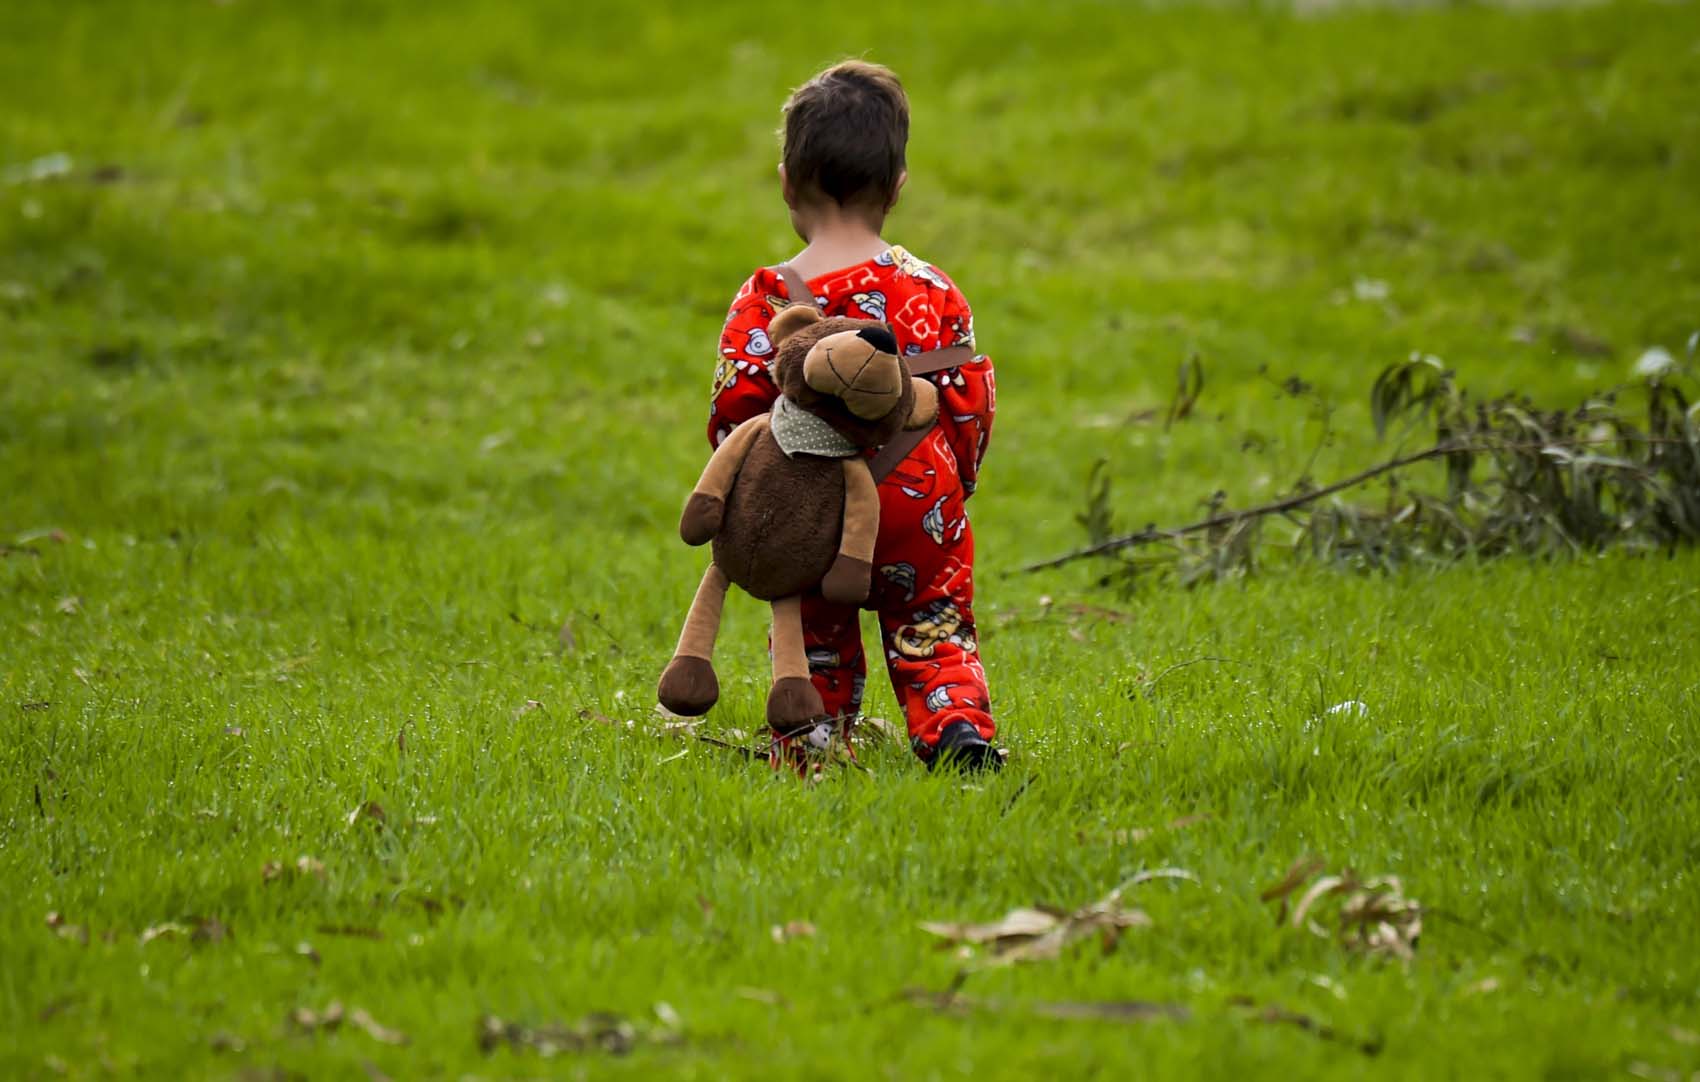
[766,676,826,733]
[679,492,725,546]
[820,555,872,605]
[658,655,720,716]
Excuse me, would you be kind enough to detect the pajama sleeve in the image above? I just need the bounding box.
[707,270,785,449]
[932,282,996,497]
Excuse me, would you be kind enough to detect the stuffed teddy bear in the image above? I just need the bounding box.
[657,303,939,735]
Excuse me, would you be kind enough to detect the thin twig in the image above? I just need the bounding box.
[1020,435,1689,573]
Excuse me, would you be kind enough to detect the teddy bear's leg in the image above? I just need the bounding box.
[766,594,826,732]
[657,563,730,716]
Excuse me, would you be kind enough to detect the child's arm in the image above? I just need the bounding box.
[708,271,785,449]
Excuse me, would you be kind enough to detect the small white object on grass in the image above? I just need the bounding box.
[1634,347,1675,378]
[1325,700,1369,718]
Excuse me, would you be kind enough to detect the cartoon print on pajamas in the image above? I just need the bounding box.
[893,598,978,660]
[924,684,961,714]
[921,495,966,547]
[705,251,998,754]
[851,290,887,321]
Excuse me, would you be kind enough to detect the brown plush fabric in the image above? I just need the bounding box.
[711,432,845,601]
[689,415,768,507]
[904,376,939,429]
[820,555,872,605]
[661,308,930,734]
[671,563,730,661]
[771,316,915,449]
[768,303,823,345]
[658,655,719,717]
[655,563,732,716]
[767,595,825,729]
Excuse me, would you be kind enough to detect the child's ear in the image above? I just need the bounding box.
[768,304,822,345]
[903,377,939,430]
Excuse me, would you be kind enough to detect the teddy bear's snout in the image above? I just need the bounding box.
[804,329,903,420]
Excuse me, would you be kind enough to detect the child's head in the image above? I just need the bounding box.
[779,60,909,229]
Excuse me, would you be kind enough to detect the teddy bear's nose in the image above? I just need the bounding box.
[856,326,898,355]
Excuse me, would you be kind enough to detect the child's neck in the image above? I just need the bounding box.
[788,205,890,279]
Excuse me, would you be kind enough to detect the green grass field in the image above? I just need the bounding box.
[4,1,1700,1077]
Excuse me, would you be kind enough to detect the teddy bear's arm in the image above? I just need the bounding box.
[820,459,878,604]
[681,414,769,546]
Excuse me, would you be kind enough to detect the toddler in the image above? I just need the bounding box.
[707,61,999,771]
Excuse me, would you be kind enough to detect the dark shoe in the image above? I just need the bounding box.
[926,720,1004,774]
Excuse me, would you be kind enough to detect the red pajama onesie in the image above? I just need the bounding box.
[708,246,997,758]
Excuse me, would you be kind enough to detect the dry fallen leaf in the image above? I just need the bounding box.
[514,699,545,719]
[1262,859,1421,961]
[55,596,81,615]
[735,986,786,1006]
[44,911,88,944]
[770,920,817,943]
[920,871,1187,966]
[348,1007,408,1046]
[263,856,327,882]
[478,1011,680,1058]
[905,989,1187,1024]
[316,924,383,940]
[292,1001,345,1031]
[346,802,386,828]
[139,922,190,945]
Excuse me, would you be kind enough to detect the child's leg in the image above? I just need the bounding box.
[870,469,992,755]
[799,593,868,721]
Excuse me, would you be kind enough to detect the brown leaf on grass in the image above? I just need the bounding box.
[770,920,816,943]
[292,1001,345,1031]
[44,911,88,944]
[477,1012,682,1058]
[346,802,386,828]
[263,856,326,883]
[919,907,1059,949]
[904,989,1188,1024]
[514,698,545,719]
[193,917,228,943]
[1259,855,1327,915]
[208,1031,246,1053]
[348,1007,408,1046]
[1111,812,1213,844]
[55,596,81,615]
[295,941,321,966]
[139,916,226,945]
[1262,860,1422,960]
[316,924,384,940]
[578,707,622,726]
[139,922,190,945]
[920,872,1186,966]
[735,987,786,1006]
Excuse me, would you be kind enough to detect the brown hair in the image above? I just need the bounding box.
[781,60,909,210]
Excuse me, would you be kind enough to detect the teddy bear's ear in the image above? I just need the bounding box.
[903,377,939,430]
[768,304,823,345]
